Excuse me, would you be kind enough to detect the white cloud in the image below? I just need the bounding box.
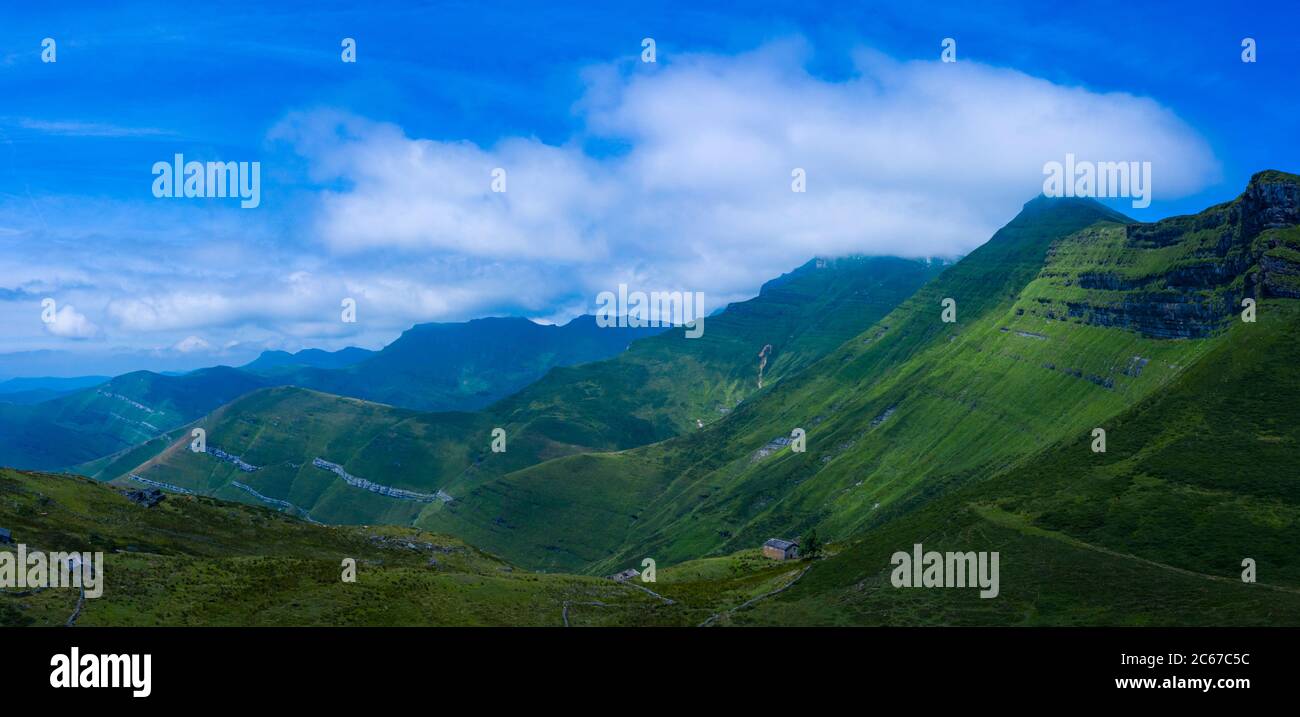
[14,118,169,137]
[275,41,1218,319]
[172,335,212,353]
[271,112,613,262]
[44,304,100,339]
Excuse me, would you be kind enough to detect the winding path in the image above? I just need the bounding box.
[698,565,811,627]
[624,581,675,605]
[66,584,85,627]
[561,600,607,627]
[560,578,677,626]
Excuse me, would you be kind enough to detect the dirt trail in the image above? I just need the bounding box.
[66,585,85,627]
[561,600,607,627]
[699,565,811,627]
[624,581,675,605]
[561,576,681,628]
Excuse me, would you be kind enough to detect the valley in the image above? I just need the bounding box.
[3,171,1299,627]
[101,256,945,524]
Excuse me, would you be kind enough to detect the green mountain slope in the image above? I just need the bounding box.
[420,195,1136,570]
[117,256,944,522]
[489,256,948,452]
[732,297,1300,625]
[424,172,1300,575]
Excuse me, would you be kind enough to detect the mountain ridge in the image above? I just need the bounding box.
[111,255,948,521]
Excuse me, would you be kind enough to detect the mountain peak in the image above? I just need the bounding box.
[1016,194,1132,225]
[1247,169,1300,187]
[1239,169,1300,234]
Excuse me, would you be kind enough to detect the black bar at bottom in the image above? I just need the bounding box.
[2,627,1289,704]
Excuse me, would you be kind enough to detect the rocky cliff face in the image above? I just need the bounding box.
[1031,171,1300,339]
[1240,171,1300,233]
[1063,295,1233,340]
[1259,251,1300,298]
[1248,172,1300,299]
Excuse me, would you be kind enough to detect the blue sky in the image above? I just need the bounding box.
[0,0,1297,376]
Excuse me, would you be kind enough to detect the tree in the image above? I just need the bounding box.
[801,530,822,559]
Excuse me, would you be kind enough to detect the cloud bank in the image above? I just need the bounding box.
[1,41,1219,371]
[275,41,1217,316]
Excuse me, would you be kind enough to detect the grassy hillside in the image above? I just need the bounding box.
[5,450,1294,627]
[0,468,806,627]
[732,299,1300,625]
[123,388,500,525]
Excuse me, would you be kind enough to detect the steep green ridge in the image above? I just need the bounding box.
[0,367,269,471]
[0,468,807,627]
[120,257,943,521]
[731,298,1300,625]
[489,256,947,451]
[75,424,196,482]
[122,388,498,525]
[425,173,1300,574]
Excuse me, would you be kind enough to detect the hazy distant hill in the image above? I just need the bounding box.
[0,367,270,470]
[276,316,671,412]
[0,375,110,405]
[240,347,375,374]
[0,317,664,471]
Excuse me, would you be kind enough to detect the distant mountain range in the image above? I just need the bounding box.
[0,315,669,470]
[246,315,674,412]
[0,375,110,405]
[239,346,375,373]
